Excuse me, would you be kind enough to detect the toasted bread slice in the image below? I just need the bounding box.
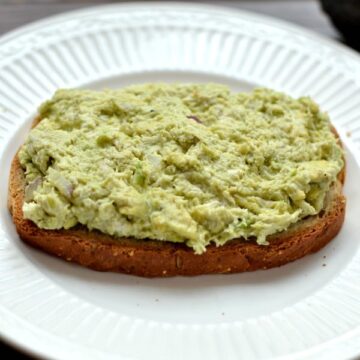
[8,150,345,277]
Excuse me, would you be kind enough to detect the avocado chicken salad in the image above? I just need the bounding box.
[18,84,344,254]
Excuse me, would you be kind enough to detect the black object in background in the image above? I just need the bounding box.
[321,0,360,49]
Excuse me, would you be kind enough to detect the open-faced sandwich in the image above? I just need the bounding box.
[8,84,346,277]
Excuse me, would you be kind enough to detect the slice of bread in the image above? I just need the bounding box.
[8,137,346,277]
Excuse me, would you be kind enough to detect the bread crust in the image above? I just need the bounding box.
[8,152,346,277]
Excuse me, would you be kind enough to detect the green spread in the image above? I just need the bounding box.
[18,84,344,254]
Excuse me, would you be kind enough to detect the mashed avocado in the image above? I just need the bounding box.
[18,84,344,253]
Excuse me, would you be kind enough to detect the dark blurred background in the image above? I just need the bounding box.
[0,0,359,358]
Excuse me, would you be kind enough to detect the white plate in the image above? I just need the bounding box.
[1,3,360,359]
